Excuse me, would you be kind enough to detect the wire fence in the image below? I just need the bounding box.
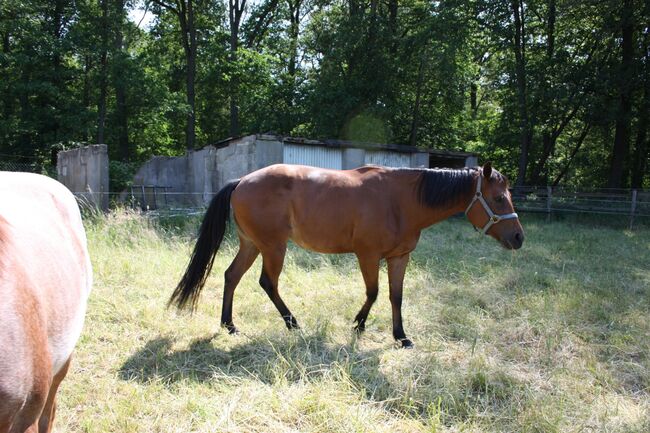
[68,185,650,229]
[0,160,44,173]
[513,186,650,228]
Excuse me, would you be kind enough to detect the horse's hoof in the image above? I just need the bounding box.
[286,321,301,331]
[397,338,414,349]
[353,322,365,334]
[222,323,239,335]
[284,315,300,330]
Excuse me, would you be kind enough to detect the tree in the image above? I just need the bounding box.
[151,0,198,150]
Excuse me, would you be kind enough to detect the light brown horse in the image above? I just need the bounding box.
[0,172,92,433]
[170,162,523,347]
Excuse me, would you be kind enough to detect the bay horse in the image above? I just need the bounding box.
[0,172,92,432]
[170,162,523,348]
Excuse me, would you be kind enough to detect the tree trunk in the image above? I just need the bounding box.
[511,0,531,187]
[114,0,129,159]
[19,68,32,153]
[186,0,196,149]
[97,0,109,145]
[552,123,591,186]
[608,0,634,188]
[409,55,425,147]
[49,0,66,143]
[229,0,246,137]
[82,55,92,141]
[631,21,649,188]
[470,82,478,116]
[2,30,13,122]
[151,0,197,149]
[388,0,398,54]
[284,0,301,132]
[287,0,301,78]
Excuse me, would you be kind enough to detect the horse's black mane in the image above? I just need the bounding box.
[414,167,478,208]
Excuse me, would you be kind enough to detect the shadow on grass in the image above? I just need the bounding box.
[118,329,384,388]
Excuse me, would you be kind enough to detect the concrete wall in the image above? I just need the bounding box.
[57,144,109,210]
[255,135,283,169]
[132,146,222,206]
[216,135,260,188]
[128,135,478,207]
[132,155,188,192]
[131,136,266,206]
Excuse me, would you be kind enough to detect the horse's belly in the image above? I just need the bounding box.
[289,226,354,254]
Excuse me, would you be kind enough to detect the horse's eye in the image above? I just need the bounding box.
[495,195,505,203]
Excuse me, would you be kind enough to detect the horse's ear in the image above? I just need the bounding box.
[482,161,492,179]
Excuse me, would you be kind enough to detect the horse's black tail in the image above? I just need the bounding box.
[169,179,240,311]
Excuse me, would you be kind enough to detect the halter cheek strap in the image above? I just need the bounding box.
[464,172,519,235]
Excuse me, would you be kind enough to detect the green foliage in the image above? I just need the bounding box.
[0,0,648,188]
[109,160,139,192]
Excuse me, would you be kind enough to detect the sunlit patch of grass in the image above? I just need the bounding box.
[54,211,650,432]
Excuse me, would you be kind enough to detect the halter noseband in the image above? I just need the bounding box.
[464,171,519,235]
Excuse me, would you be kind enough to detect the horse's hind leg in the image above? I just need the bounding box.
[221,236,259,334]
[259,246,299,330]
[353,254,380,332]
[38,357,71,433]
[387,253,413,348]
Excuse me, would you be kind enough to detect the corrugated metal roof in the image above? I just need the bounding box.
[206,134,477,158]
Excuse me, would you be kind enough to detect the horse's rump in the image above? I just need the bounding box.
[0,172,92,432]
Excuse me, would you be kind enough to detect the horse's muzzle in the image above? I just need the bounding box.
[502,231,524,250]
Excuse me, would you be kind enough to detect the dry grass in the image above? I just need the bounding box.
[54,211,650,432]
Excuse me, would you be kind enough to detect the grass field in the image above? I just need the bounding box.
[54,211,649,432]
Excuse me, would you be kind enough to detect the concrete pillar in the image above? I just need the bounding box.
[57,144,109,210]
[410,152,429,169]
[342,148,365,169]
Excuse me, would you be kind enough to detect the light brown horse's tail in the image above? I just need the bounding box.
[169,180,240,311]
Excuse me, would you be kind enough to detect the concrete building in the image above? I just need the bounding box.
[57,144,109,210]
[130,134,478,207]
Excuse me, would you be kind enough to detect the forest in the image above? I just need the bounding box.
[0,0,648,189]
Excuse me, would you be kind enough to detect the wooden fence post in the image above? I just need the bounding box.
[630,189,637,230]
[546,186,552,222]
[141,185,147,210]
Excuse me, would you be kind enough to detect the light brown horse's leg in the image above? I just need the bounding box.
[353,254,380,332]
[258,246,299,330]
[387,253,413,348]
[221,237,260,334]
[37,357,71,433]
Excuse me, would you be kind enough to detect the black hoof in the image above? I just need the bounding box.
[221,323,239,335]
[284,316,300,330]
[353,317,366,333]
[397,338,414,349]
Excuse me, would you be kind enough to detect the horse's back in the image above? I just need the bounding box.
[0,172,91,431]
[233,164,409,253]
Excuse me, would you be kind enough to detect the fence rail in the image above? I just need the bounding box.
[512,186,650,228]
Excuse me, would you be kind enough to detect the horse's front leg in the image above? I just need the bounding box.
[387,253,413,348]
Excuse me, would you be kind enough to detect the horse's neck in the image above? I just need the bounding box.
[408,171,475,229]
[415,200,469,229]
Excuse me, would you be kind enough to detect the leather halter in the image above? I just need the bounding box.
[465,171,519,235]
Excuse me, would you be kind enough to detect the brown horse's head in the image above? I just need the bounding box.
[465,162,524,250]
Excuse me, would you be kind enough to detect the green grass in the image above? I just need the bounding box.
[55,211,650,432]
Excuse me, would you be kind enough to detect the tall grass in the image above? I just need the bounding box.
[56,210,649,432]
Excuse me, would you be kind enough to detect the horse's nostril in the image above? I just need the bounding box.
[514,232,523,244]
